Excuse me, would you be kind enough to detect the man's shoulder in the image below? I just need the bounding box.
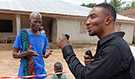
[40,33,48,40]
[105,35,127,49]
[40,32,46,36]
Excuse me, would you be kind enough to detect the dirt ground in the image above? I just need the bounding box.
[0,45,96,79]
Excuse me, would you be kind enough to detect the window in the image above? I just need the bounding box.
[0,20,13,32]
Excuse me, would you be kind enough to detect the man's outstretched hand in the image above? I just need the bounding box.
[57,34,70,49]
[21,49,38,59]
[26,49,38,56]
[13,49,38,59]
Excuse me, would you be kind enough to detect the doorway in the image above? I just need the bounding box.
[42,16,54,42]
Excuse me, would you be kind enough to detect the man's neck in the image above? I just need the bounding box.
[98,25,115,39]
[31,30,40,35]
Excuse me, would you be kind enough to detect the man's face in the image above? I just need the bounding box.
[30,15,42,32]
[85,7,107,36]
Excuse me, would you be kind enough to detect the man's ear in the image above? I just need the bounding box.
[105,16,112,25]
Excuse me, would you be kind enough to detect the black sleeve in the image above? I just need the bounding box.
[62,45,122,79]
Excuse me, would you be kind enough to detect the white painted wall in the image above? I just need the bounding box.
[56,18,134,44]
[119,23,134,44]
[56,18,98,44]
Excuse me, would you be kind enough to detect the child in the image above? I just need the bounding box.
[51,62,67,79]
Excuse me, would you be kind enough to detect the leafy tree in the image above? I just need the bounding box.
[81,3,96,8]
[125,1,135,9]
[109,0,125,12]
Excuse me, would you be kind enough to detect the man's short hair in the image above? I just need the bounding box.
[95,3,116,22]
[29,11,42,19]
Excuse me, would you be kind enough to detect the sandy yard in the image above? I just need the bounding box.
[0,45,96,79]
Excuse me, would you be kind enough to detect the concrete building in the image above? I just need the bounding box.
[0,0,135,47]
